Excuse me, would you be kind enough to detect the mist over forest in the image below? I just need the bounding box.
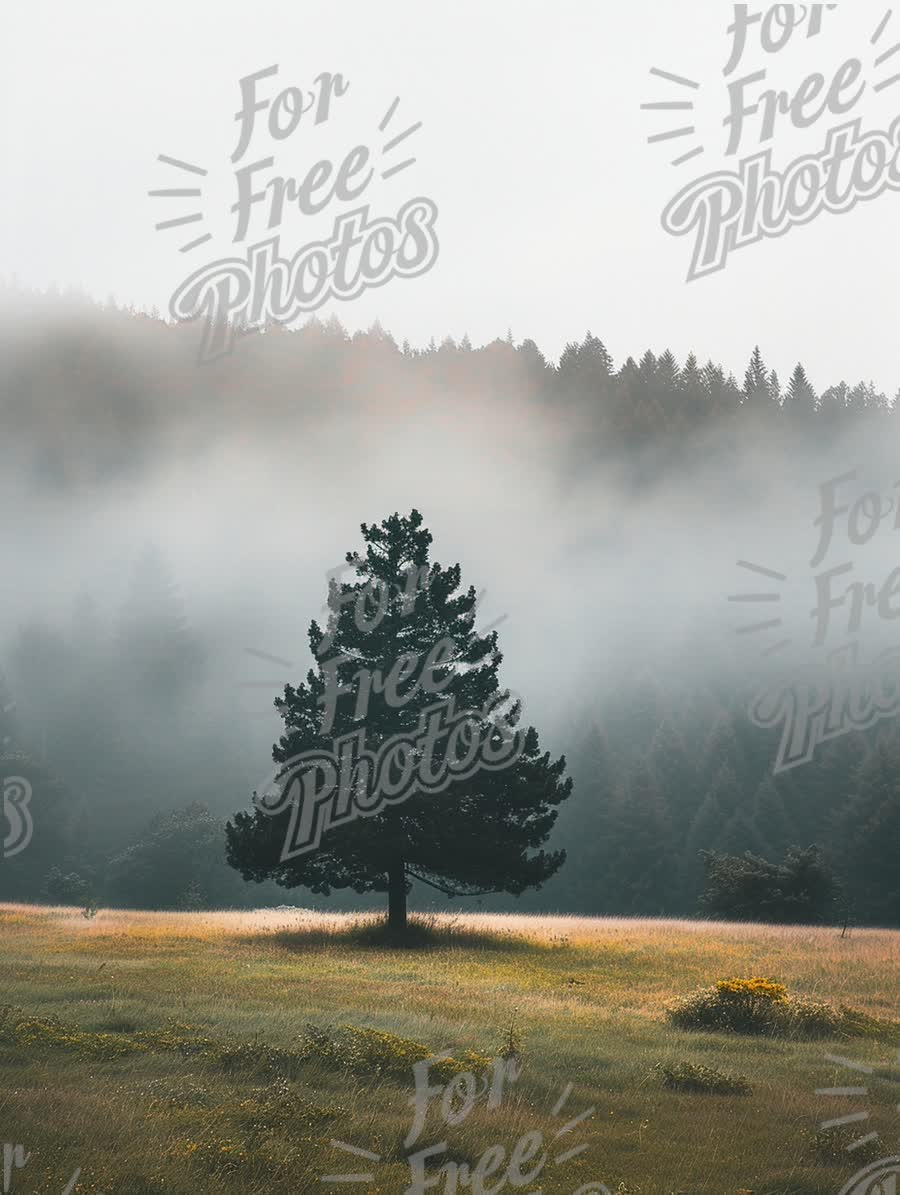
[2,282,899,925]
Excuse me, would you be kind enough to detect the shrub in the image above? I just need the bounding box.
[0,1005,145,1060]
[803,1125,885,1165]
[780,995,843,1038]
[668,976,789,1035]
[40,866,91,905]
[652,1060,751,1095]
[296,1023,492,1082]
[105,803,243,910]
[699,845,840,923]
[667,977,900,1042]
[0,1003,493,1083]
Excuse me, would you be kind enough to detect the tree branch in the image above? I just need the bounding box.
[405,867,498,898]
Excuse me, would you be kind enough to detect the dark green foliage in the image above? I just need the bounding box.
[803,1126,886,1166]
[105,803,243,910]
[0,752,83,903]
[39,866,91,905]
[3,297,900,925]
[835,738,900,926]
[784,362,817,419]
[667,979,898,1041]
[699,845,840,924]
[227,511,572,931]
[652,1060,751,1095]
[116,544,205,707]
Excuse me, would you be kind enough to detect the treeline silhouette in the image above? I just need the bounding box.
[1,288,898,925]
[2,283,899,492]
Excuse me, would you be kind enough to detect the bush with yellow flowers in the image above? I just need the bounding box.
[666,976,896,1040]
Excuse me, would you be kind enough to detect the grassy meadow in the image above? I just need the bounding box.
[0,904,897,1195]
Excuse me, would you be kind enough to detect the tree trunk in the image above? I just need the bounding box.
[387,860,407,934]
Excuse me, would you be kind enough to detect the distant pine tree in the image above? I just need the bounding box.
[649,719,696,836]
[836,736,900,925]
[768,369,782,405]
[608,764,676,915]
[116,544,203,707]
[554,722,617,912]
[784,363,817,420]
[742,346,775,412]
[752,775,797,859]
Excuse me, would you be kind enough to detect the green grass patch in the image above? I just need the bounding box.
[652,1059,752,1095]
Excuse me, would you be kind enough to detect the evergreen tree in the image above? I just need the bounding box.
[717,811,771,859]
[649,719,696,837]
[699,845,839,923]
[818,381,850,424]
[742,346,774,412]
[106,803,243,910]
[847,382,870,415]
[752,775,797,859]
[226,511,572,933]
[684,762,740,896]
[117,544,203,707]
[581,332,613,378]
[784,363,817,420]
[554,722,617,911]
[656,348,680,391]
[676,352,706,427]
[768,370,782,405]
[608,764,675,914]
[836,736,900,925]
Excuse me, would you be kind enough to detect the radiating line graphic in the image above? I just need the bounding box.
[642,67,705,166]
[736,561,787,582]
[149,154,211,252]
[321,1078,607,1189]
[321,1139,382,1184]
[872,8,893,44]
[728,561,792,655]
[872,10,900,91]
[156,154,208,176]
[824,1056,875,1074]
[649,67,700,89]
[238,647,296,719]
[648,126,696,144]
[672,145,705,167]
[815,1052,898,1156]
[379,98,422,181]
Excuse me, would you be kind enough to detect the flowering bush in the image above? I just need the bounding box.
[666,976,879,1039]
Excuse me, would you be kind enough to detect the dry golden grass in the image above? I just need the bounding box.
[0,903,896,1194]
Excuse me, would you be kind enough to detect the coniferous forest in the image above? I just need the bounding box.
[2,283,899,928]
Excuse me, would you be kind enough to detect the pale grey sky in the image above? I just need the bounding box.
[4,0,900,391]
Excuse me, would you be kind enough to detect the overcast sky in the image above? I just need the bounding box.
[4,0,900,391]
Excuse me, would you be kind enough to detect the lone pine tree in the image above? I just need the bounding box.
[226,510,572,933]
